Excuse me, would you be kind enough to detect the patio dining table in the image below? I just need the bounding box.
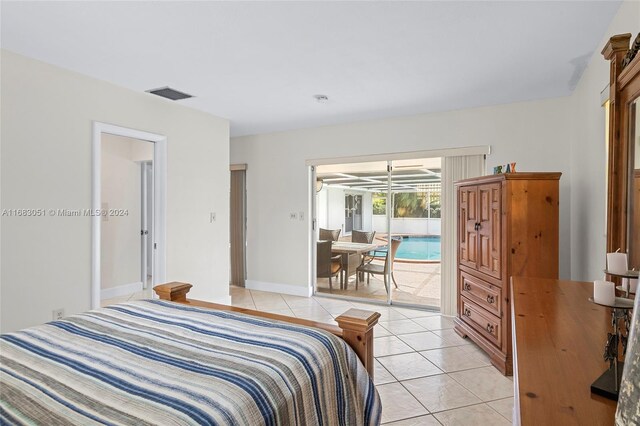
[331,241,385,290]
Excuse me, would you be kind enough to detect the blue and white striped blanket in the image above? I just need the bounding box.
[0,300,381,425]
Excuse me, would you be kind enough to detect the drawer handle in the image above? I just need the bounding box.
[464,283,472,291]
[463,308,471,317]
[486,295,495,304]
[486,324,495,334]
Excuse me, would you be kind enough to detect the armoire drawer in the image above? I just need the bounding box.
[460,297,502,348]
[459,271,502,317]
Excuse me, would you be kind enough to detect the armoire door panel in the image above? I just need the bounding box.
[459,187,478,269]
[477,183,502,279]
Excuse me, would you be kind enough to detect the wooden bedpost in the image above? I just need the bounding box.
[154,282,193,302]
[335,309,381,378]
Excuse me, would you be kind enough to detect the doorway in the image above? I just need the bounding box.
[344,194,363,234]
[313,157,442,310]
[230,164,247,287]
[91,123,167,309]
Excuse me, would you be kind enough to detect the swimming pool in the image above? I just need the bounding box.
[395,236,441,261]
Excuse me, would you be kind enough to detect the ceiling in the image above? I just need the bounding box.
[1,1,622,137]
[317,158,441,192]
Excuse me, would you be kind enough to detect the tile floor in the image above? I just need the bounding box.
[102,285,514,424]
[101,287,153,307]
[229,286,514,425]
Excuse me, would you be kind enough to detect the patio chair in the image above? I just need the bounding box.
[319,228,341,241]
[352,230,376,281]
[356,238,401,293]
[317,240,343,291]
[351,230,375,244]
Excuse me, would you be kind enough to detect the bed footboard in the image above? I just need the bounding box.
[153,282,380,377]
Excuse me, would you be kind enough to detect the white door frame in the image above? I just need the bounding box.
[140,161,153,289]
[91,122,167,309]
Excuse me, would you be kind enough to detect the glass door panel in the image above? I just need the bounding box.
[314,161,389,303]
[389,157,442,309]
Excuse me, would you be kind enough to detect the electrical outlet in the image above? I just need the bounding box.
[52,308,65,321]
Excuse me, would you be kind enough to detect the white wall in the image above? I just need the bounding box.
[232,96,573,293]
[569,1,640,282]
[100,134,152,290]
[1,50,230,332]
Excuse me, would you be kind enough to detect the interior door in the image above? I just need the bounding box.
[353,195,362,230]
[230,168,247,287]
[345,195,354,233]
[477,183,502,279]
[459,185,478,270]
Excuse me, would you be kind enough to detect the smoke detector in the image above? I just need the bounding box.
[314,94,329,104]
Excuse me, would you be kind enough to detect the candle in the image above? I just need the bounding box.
[594,280,616,305]
[630,279,639,294]
[607,252,628,274]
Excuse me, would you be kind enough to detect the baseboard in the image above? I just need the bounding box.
[101,281,143,300]
[245,280,313,297]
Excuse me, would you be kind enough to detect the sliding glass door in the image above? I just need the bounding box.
[312,157,442,310]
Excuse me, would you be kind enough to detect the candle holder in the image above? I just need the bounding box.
[588,295,634,400]
[604,269,639,298]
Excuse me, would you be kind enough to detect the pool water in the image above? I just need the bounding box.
[396,236,441,261]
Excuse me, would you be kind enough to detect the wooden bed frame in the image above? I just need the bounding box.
[153,282,381,378]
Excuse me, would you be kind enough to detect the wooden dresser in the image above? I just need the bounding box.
[511,277,616,425]
[454,173,561,375]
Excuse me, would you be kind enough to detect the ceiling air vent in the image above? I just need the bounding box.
[146,86,194,101]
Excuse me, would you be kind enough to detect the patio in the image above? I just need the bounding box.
[316,260,441,309]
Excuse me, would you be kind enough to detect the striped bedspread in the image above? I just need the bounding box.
[1,300,381,425]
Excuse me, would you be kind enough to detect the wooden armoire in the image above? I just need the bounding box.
[454,172,561,375]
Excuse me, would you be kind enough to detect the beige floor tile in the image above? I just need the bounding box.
[257,308,295,316]
[282,295,319,309]
[323,304,358,317]
[375,324,393,337]
[433,403,510,426]
[378,308,410,322]
[314,297,354,309]
[487,397,514,422]
[431,329,472,347]
[420,346,491,373]
[402,374,481,413]
[374,336,415,357]
[377,352,442,381]
[412,315,455,331]
[449,366,514,402]
[458,343,491,362]
[230,301,256,309]
[398,331,447,351]
[376,382,428,424]
[374,359,397,385]
[391,307,440,319]
[379,319,427,335]
[383,414,440,425]
[254,299,291,310]
[291,305,331,317]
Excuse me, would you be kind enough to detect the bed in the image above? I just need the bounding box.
[0,282,382,425]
